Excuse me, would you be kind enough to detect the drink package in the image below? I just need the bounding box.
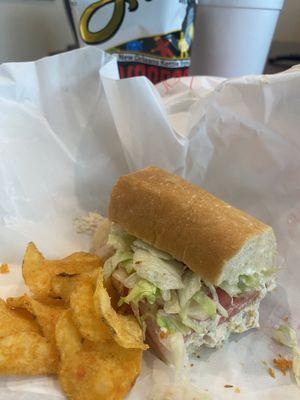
[69,0,197,83]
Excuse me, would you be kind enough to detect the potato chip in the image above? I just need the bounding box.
[0,263,9,274]
[0,298,58,374]
[59,346,141,400]
[0,332,57,375]
[55,310,82,362]
[22,242,101,298]
[6,295,65,344]
[70,279,111,342]
[56,310,142,400]
[93,270,148,350]
[51,274,81,303]
[51,270,98,303]
[0,299,40,337]
[104,276,120,311]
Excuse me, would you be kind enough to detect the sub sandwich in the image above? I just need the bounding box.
[98,167,277,364]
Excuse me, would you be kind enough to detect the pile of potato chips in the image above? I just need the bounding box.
[0,242,147,400]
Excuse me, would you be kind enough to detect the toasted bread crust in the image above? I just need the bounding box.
[109,167,270,284]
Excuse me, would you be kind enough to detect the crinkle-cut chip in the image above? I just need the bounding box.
[0,299,40,337]
[70,280,111,342]
[22,242,101,298]
[0,332,58,375]
[51,270,98,303]
[93,270,148,350]
[55,310,142,400]
[6,295,65,344]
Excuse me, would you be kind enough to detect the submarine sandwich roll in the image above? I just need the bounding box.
[102,167,277,364]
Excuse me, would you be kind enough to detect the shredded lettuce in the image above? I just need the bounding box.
[109,226,277,345]
[193,291,217,318]
[103,225,135,279]
[123,272,140,288]
[119,279,158,306]
[163,332,188,370]
[293,348,300,386]
[107,224,135,252]
[112,267,128,286]
[164,291,181,314]
[206,283,228,318]
[178,270,202,309]
[133,249,184,290]
[272,325,300,387]
[132,239,173,260]
[180,315,206,334]
[184,300,210,320]
[103,250,133,280]
[221,268,277,296]
[219,281,241,297]
[238,273,262,292]
[162,290,171,302]
[122,259,135,274]
[156,311,191,335]
[176,274,215,328]
[272,325,298,348]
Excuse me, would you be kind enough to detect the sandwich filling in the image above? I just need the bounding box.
[103,224,276,364]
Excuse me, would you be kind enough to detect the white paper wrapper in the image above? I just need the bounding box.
[0,47,300,399]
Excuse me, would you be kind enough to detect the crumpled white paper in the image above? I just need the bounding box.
[0,47,300,399]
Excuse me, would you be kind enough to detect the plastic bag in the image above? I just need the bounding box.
[69,0,197,83]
